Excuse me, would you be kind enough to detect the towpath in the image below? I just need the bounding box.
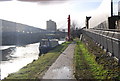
[42,43,76,79]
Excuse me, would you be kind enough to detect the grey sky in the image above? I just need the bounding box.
[0,0,119,29]
[0,0,12,1]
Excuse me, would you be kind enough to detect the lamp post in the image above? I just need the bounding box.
[86,16,91,29]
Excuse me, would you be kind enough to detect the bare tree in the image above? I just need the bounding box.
[71,21,77,38]
[70,21,81,38]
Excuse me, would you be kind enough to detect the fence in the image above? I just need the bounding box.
[81,29,120,62]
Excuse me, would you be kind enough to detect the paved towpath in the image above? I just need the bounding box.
[42,43,76,79]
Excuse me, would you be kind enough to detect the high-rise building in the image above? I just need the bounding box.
[46,20,57,31]
[118,1,120,16]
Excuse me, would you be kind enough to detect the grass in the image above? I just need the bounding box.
[74,43,93,79]
[82,35,120,80]
[80,43,108,79]
[2,41,71,80]
[74,40,120,80]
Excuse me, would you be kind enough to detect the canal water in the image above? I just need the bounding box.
[0,43,40,80]
[0,41,65,80]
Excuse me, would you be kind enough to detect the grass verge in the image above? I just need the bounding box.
[2,41,71,80]
[74,40,120,80]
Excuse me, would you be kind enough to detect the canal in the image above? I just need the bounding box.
[0,41,65,80]
[0,43,40,79]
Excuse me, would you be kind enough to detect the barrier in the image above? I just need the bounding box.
[82,29,120,61]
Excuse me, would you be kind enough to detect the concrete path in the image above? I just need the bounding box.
[42,43,76,79]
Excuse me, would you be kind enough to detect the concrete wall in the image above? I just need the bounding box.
[1,19,45,33]
[1,19,46,45]
[82,29,120,61]
[1,19,66,45]
[2,20,16,32]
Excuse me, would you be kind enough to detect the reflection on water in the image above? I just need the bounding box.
[0,43,40,80]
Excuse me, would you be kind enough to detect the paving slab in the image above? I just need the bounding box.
[42,43,76,79]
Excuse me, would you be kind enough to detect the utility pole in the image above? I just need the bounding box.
[111,0,113,16]
[67,15,71,40]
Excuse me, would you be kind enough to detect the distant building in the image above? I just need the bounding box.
[118,1,120,16]
[46,20,57,31]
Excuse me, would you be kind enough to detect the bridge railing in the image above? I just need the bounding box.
[81,29,120,61]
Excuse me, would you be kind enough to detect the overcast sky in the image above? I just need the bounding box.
[0,0,119,29]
